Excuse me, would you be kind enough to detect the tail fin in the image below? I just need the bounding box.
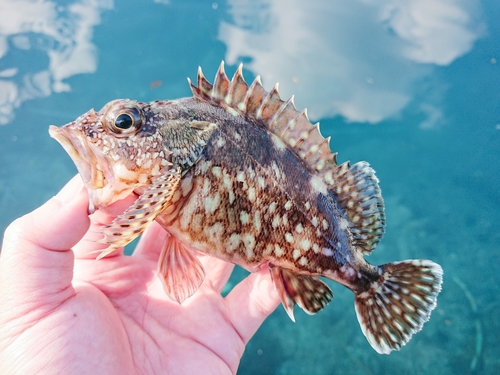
[354,259,443,354]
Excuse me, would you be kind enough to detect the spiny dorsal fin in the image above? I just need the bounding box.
[188,61,337,172]
[325,161,385,255]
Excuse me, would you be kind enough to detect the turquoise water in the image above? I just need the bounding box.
[0,0,499,373]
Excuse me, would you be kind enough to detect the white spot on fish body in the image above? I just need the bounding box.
[227,233,241,252]
[284,201,293,210]
[144,159,153,169]
[295,223,304,233]
[254,210,261,232]
[242,233,256,259]
[248,186,256,202]
[271,134,286,151]
[312,243,320,253]
[322,248,334,257]
[263,243,273,256]
[223,173,232,189]
[300,238,311,251]
[204,193,221,214]
[311,216,319,227]
[292,249,301,260]
[240,211,250,225]
[282,214,288,226]
[179,203,197,231]
[269,202,277,214]
[200,160,212,173]
[205,222,224,239]
[322,219,329,231]
[274,244,285,257]
[310,175,328,195]
[247,167,256,179]
[211,166,222,178]
[299,256,309,266]
[216,137,226,148]
[202,178,211,195]
[180,175,193,196]
[272,215,280,229]
[285,232,294,243]
[257,176,266,189]
[236,171,245,182]
[271,162,281,180]
[151,164,160,176]
[345,267,356,278]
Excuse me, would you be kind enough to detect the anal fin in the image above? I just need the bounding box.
[157,234,206,304]
[269,264,333,322]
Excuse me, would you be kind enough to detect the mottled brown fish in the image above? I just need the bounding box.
[49,62,443,354]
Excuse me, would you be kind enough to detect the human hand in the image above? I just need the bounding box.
[0,176,280,375]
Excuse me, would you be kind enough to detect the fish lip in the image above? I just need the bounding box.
[49,125,112,215]
[49,125,105,188]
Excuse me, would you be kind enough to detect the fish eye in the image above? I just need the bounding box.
[103,103,144,137]
[115,113,134,130]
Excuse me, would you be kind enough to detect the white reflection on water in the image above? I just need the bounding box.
[218,0,485,124]
[0,0,112,125]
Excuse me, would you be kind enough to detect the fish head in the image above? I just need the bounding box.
[49,99,171,213]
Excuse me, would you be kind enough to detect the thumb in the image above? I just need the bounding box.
[0,175,89,307]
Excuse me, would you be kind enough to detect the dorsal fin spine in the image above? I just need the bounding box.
[297,122,320,156]
[198,67,213,97]
[282,108,304,139]
[213,62,230,100]
[268,96,291,132]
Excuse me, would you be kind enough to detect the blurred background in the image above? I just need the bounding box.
[0,0,498,374]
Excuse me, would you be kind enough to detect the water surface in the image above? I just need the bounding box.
[0,1,499,374]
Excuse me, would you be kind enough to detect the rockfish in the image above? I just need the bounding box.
[49,63,443,354]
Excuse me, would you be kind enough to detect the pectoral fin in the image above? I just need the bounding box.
[269,264,333,322]
[95,166,181,259]
[157,234,206,304]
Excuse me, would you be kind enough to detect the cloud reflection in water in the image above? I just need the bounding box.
[0,0,112,125]
[218,0,485,125]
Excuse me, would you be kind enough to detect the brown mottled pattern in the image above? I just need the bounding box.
[156,98,357,282]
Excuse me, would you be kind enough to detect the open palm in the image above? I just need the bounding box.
[0,176,279,375]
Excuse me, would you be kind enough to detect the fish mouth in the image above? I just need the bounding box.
[49,125,120,213]
[49,125,106,189]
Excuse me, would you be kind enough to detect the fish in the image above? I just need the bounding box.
[49,62,443,354]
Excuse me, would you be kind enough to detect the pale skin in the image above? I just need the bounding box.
[0,176,280,375]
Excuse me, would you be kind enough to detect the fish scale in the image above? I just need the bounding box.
[49,62,443,354]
